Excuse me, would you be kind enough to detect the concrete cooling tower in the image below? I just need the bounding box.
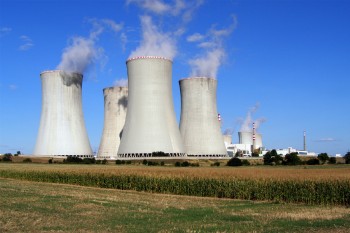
[223,134,232,147]
[179,78,227,157]
[97,86,128,159]
[117,56,185,158]
[34,70,93,157]
[238,132,263,148]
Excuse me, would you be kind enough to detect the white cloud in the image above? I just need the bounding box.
[9,84,18,90]
[187,33,204,42]
[19,35,34,51]
[114,78,128,87]
[314,138,338,142]
[0,27,12,37]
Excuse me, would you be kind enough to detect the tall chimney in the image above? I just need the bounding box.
[303,130,307,151]
[252,122,256,151]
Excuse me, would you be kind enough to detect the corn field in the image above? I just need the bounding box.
[0,166,349,206]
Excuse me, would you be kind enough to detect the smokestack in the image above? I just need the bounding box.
[118,56,185,157]
[97,86,128,159]
[252,122,256,151]
[34,70,93,157]
[304,130,307,151]
[179,77,227,157]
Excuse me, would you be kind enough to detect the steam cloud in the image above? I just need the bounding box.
[187,15,237,78]
[57,19,123,74]
[114,78,128,87]
[129,15,176,59]
[240,103,266,132]
[127,0,203,59]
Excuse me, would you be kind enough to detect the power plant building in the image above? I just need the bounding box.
[117,56,185,157]
[33,70,93,157]
[97,86,128,159]
[179,77,227,157]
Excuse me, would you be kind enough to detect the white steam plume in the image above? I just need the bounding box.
[187,15,237,78]
[240,103,266,132]
[129,15,176,59]
[114,78,128,87]
[57,19,123,74]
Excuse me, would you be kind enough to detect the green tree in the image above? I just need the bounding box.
[263,150,282,165]
[227,157,242,166]
[318,153,329,164]
[344,152,350,164]
[284,152,301,165]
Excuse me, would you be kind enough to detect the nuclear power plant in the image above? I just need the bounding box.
[117,56,185,158]
[33,70,93,158]
[179,78,227,157]
[97,86,128,159]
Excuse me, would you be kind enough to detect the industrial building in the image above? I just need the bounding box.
[33,70,93,158]
[179,77,227,157]
[117,56,185,158]
[97,86,128,159]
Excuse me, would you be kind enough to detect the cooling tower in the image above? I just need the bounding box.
[179,77,227,157]
[97,86,128,159]
[223,135,232,147]
[117,56,185,157]
[238,132,263,148]
[34,70,93,157]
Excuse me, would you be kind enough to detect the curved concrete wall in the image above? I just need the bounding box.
[179,77,227,157]
[97,86,128,159]
[33,70,93,157]
[118,57,185,157]
[238,132,263,148]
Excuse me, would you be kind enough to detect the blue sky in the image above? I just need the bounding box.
[0,0,349,156]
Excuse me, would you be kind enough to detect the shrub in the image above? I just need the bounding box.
[115,160,122,165]
[83,158,96,164]
[22,158,32,163]
[344,152,350,164]
[252,152,259,157]
[241,159,250,166]
[318,153,329,164]
[227,157,242,166]
[211,161,220,167]
[152,151,167,157]
[190,163,200,167]
[181,161,190,167]
[102,159,108,164]
[306,158,320,165]
[142,159,148,165]
[96,160,102,164]
[147,161,159,166]
[284,153,301,165]
[175,161,181,167]
[328,157,336,164]
[263,150,282,165]
[48,158,53,164]
[2,153,13,162]
[64,156,83,163]
[160,161,165,166]
[126,160,131,164]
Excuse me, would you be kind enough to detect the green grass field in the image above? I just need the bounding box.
[1,178,350,233]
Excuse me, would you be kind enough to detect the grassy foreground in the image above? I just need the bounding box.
[1,178,350,233]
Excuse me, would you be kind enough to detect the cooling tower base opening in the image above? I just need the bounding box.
[187,154,227,158]
[118,153,186,158]
[33,154,94,158]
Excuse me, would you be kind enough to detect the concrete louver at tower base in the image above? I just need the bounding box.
[97,86,128,159]
[179,77,227,157]
[33,70,93,158]
[117,56,185,158]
